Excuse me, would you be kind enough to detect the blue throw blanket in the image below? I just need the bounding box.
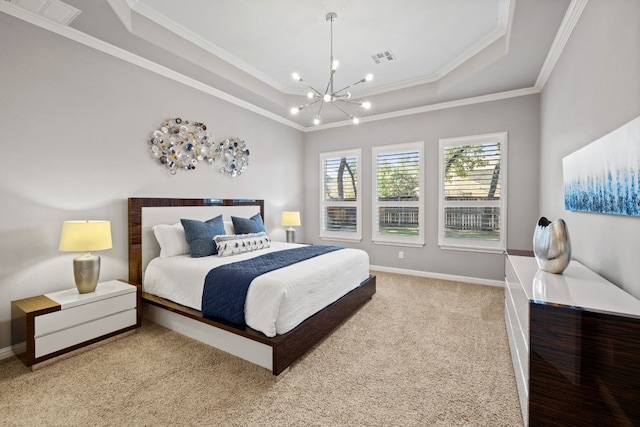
[201,245,343,326]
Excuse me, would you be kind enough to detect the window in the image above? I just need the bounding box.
[320,149,362,241]
[438,132,507,252]
[372,141,424,246]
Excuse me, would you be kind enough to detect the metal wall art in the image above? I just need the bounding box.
[149,118,214,175]
[149,118,249,177]
[218,137,250,177]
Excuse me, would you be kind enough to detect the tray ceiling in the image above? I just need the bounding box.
[3,0,574,128]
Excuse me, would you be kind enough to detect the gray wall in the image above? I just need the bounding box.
[0,14,304,349]
[303,95,540,281]
[539,0,640,298]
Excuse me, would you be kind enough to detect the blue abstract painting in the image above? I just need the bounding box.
[563,116,640,216]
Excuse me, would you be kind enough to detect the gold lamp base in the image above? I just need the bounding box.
[73,252,100,293]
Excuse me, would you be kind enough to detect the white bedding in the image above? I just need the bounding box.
[143,242,370,337]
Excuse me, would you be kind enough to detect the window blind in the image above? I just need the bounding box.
[372,142,424,246]
[320,150,362,241]
[438,133,507,252]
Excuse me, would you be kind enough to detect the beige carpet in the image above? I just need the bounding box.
[0,272,522,426]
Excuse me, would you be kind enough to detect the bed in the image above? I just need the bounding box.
[128,197,376,375]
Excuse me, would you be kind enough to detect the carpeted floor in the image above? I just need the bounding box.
[0,272,522,426]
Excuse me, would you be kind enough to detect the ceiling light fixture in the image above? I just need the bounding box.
[290,12,372,125]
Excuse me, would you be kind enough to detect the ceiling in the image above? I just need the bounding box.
[5,0,572,128]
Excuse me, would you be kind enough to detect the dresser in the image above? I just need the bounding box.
[505,251,640,426]
[11,280,140,367]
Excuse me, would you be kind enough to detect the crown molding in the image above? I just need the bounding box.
[312,0,513,99]
[126,0,288,93]
[306,87,541,132]
[355,27,508,99]
[2,1,558,133]
[0,2,305,132]
[127,0,512,100]
[535,0,589,89]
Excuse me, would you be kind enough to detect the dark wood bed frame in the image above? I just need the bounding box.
[128,197,376,375]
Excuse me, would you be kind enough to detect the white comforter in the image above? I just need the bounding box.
[143,242,369,337]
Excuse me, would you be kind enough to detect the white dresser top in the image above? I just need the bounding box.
[509,255,640,317]
[45,280,136,309]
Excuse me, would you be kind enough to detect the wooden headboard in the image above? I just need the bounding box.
[128,198,265,285]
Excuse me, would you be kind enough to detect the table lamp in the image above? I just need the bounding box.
[281,211,301,243]
[59,220,112,293]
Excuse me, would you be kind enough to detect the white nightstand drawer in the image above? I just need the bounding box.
[35,308,137,358]
[35,292,136,337]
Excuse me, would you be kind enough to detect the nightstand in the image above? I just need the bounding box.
[11,280,140,367]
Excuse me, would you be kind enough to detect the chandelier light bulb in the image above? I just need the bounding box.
[323,94,332,102]
[307,92,314,99]
[290,107,299,115]
[313,117,321,125]
[362,101,371,109]
[332,60,339,71]
[365,74,373,82]
[291,72,301,81]
[352,117,360,124]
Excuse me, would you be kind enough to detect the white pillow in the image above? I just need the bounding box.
[223,220,234,235]
[215,232,271,257]
[152,223,190,258]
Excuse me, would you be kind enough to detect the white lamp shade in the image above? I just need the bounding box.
[281,211,301,227]
[59,221,112,252]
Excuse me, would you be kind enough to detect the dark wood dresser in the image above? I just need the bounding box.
[504,250,640,426]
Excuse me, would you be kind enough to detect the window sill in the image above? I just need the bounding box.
[320,236,362,243]
[372,240,425,248]
[439,244,505,254]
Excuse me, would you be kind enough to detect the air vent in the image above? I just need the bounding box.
[371,50,395,64]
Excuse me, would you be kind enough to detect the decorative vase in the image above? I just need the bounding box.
[533,217,571,274]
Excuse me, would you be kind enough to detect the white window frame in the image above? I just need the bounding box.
[319,149,362,242]
[372,141,425,247]
[438,132,507,253]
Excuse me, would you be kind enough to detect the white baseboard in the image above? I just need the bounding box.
[369,265,504,287]
[0,343,24,361]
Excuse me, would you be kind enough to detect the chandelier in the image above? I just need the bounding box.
[290,12,372,125]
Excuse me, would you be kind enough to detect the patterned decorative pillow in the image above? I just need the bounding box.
[215,232,271,257]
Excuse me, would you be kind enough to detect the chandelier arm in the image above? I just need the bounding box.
[309,87,324,97]
[338,99,366,106]
[324,71,336,97]
[297,98,322,110]
[297,78,324,97]
[330,101,354,119]
[329,13,335,95]
[333,78,367,95]
[316,101,325,117]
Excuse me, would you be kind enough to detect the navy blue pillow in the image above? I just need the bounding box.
[180,215,225,257]
[231,213,266,234]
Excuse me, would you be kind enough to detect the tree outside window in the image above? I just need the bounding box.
[320,149,362,241]
[439,133,507,252]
